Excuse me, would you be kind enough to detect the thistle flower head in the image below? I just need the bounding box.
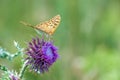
[25,37,59,73]
[9,72,19,80]
[1,71,19,80]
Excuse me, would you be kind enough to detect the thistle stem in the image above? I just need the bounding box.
[0,65,8,72]
[19,60,28,79]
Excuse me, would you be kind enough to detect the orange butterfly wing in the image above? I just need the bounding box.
[35,15,61,35]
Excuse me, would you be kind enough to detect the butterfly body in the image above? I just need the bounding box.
[20,15,61,35]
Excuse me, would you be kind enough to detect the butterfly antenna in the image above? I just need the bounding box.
[20,21,34,28]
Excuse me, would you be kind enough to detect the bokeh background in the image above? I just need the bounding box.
[0,0,120,80]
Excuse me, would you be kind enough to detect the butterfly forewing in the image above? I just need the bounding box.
[35,15,61,35]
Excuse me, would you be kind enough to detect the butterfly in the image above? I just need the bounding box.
[20,15,61,35]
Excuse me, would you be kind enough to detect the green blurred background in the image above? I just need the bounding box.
[0,0,120,80]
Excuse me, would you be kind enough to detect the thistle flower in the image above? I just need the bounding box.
[25,37,59,73]
[9,72,19,80]
[1,71,19,80]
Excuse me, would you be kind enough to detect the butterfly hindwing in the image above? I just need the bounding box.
[35,15,61,35]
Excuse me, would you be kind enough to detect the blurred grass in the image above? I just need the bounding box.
[0,0,120,80]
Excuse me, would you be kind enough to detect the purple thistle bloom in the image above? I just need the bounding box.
[25,37,59,73]
[9,72,19,80]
